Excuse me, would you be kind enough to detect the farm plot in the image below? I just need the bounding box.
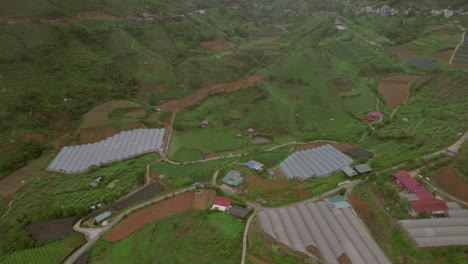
[81,100,140,128]
[377,75,425,107]
[25,216,78,242]
[159,75,262,112]
[200,39,235,51]
[279,144,352,179]
[1,233,85,264]
[47,128,165,174]
[82,183,164,223]
[451,33,468,64]
[104,189,214,242]
[433,166,468,203]
[257,199,391,264]
[398,203,468,248]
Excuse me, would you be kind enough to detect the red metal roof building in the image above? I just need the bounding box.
[364,116,375,122]
[211,196,232,212]
[368,111,383,117]
[393,170,447,214]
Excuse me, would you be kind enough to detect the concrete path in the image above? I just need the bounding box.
[65,187,195,264]
[241,212,256,264]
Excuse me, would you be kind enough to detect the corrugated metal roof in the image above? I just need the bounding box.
[94,211,111,223]
[354,164,372,174]
[279,145,352,179]
[47,128,165,173]
[213,196,232,207]
[222,170,243,186]
[341,165,357,177]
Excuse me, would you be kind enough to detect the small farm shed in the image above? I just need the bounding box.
[327,195,350,209]
[336,25,346,31]
[228,205,249,220]
[211,196,232,212]
[341,165,357,177]
[354,164,372,174]
[94,211,111,224]
[368,111,382,117]
[222,170,243,187]
[90,177,103,187]
[245,160,264,171]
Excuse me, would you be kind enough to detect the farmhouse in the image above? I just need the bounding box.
[90,176,103,187]
[222,170,243,187]
[336,25,346,31]
[228,205,249,220]
[393,170,448,214]
[341,165,358,177]
[245,160,264,171]
[354,164,372,174]
[94,211,111,225]
[326,195,351,209]
[211,196,232,212]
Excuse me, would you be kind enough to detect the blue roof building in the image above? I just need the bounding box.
[245,160,264,171]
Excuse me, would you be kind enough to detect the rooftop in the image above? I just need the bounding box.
[228,205,249,219]
[94,211,111,223]
[354,164,372,174]
[409,199,449,213]
[222,170,243,186]
[341,165,358,177]
[213,196,232,207]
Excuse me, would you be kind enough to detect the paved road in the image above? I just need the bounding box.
[240,212,256,264]
[65,187,195,264]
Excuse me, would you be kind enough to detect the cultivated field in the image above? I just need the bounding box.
[377,75,425,107]
[81,100,141,128]
[104,189,214,242]
[90,210,244,264]
[433,166,468,202]
[200,39,235,51]
[1,233,85,264]
[25,216,78,242]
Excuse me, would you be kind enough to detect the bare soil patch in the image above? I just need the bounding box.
[200,39,235,51]
[433,166,468,203]
[159,75,262,112]
[26,216,78,242]
[432,49,453,63]
[377,75,425,107]
[390,45,418,60]
[81,100,140,128]
[104,189,214,242]
[249,256,272,264]
[244,174,297,191]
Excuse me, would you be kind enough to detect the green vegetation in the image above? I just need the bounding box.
[89,211,244,264]
[453,141,468,179]
[0,154,151,257]
[149,159,234,187]
[1,233,85,264]
[0,138,49,180]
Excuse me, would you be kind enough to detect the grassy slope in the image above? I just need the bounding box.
[89,211,244,264]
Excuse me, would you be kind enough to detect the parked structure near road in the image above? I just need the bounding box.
[258,200,391,264]
[341,165,357,177]
[245,160,264,171]
[354,164,372,174]
[228,205,249,220]
[222,170,244,187]
[94,211,111,225]
[211,196,232,212]
[279,144,352,179]
[394,170,448,214]
[47,128,166,174]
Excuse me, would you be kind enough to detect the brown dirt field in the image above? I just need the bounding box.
[249,256,272,264]
[432,49,454,63]
[159,75,262,112]
[349,191,380,235]
[104,190,213,242]
[296,141,355,152]
[244,174,296,191]
[81,100,140,128]
[0,153,53,205]
[200,39,235,51]
[450,62,468,70]
[390,45,418,60]
[378,75,425,107]
[433,166,468,203]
